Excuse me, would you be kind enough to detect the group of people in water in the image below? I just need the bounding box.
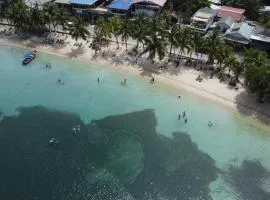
[45,63,52,69]
[96,77,155,86]
[177,97,214,127]
[49,124,81,146]
[178,111,188,124]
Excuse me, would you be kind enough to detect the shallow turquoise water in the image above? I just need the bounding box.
[0,46,270,200]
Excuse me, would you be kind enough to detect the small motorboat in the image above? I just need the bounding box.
[48,138,59,146]
[22,50,36,65]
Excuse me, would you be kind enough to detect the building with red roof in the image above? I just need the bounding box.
[217,6,245,22]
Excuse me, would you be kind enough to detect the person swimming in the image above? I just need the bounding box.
[208,121,214,127]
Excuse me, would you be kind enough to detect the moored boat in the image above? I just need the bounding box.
[22,50,37,65]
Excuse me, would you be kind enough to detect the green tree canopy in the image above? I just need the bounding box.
[243,49,270,102]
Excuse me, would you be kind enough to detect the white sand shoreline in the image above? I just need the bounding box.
[1,35,270,128]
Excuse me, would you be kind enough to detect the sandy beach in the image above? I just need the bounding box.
[1,29,270,127]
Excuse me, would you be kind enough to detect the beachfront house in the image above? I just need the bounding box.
[208,0,221,6]
[217,6,245,22]
[70,0,106,20]
[55,0,71,9]
[224,22,253,45]
[130,0,167,16]
[190,7,217,33]
[216,16,236,32]
[259,6,270,14]
[106,0,133,17]
[25,0,52,8]
[250,29,270,51]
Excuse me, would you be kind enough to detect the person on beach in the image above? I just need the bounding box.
[150,78,155,84]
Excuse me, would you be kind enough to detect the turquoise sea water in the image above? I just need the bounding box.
[0,45,270,200]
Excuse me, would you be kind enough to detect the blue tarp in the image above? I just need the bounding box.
[106,0,132,10]
[70,0,98,5]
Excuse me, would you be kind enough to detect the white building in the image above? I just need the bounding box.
[224,22,253,44]
[190,7,217,32]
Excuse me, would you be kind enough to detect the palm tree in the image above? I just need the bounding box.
[176,27,192,59]
[28,3,45,33]
[7,0,29,31]
[215,43,232,70]
[205,30,221,65]
[130,12,149,49]
[56,9,69,35]
[140,33,168,62]
[69,16,89,41]
[190,31,205,60]
[227,56,243,81]
[43,1,57,32]
[120,18,132,50]
[166,24,179,55]
[95,17,111,47]
[107,16,123,49]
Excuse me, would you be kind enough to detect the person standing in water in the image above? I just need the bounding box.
[184,118,188,124]
[123,79,127,86]
[150,77,155,84]
[97,77,100,83]
[182,111,186,118]
[178,114,181,120]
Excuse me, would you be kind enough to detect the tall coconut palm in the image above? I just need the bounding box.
[176,27,192,58]
[28,3,45,33]
[120,18,132,50]
[69,16,89,41]
[166,24,179,55]
[215,43,232,70]
[140,33,168,62]
[107,16,123,49]
[95,17,111,47]
[7,0,29,31]
[205,30,221,65]
[225,55,243,81]
[190,31,205,59]
[130,12,148,49]
[56,9,69,34]
[43,1,57,32]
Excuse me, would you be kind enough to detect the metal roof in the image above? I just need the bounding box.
[224,22,253,43]
[55,0,71,4]
[70,0,98,5]
[106,0,132,10]
[132,0,167,7]
[217,16,236,27]
[217,6,245,21]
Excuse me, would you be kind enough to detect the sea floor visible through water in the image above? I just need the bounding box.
[0,46,270,200]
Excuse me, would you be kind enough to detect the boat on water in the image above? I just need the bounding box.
[22,50,37,65]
